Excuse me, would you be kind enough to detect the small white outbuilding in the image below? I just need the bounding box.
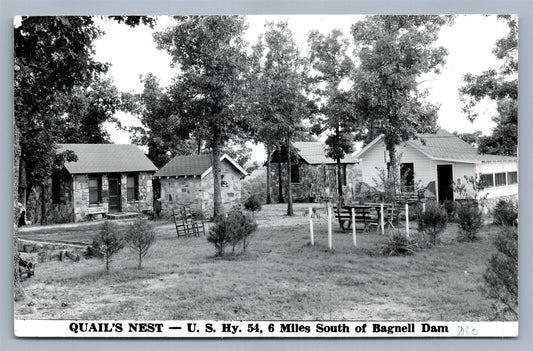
[354,130,518,205]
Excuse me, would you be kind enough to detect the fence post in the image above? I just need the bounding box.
[405,203,410,238]
[352,207,357,247]
[422,202,426,213]
[309,207,314,246]
[327,206,332,250]
[380,203,385,235]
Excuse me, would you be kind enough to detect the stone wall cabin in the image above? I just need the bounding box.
[269,141,361,202]
[53,144,157,222]
[354,130,518,207]
[154,154,248,218]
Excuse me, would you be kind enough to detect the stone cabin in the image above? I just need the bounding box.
[53,144,157,222]
[153,153,248,218]
[269,141,361,202]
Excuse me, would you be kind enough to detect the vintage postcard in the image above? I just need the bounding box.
[13,14,518,337]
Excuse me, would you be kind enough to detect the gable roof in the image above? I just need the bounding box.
[154,153,247,178]
[292,141,358,165]
[58,144,157,174]
[354,130,517,164]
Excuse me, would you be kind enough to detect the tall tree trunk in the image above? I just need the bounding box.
[40,184,47,225]
[286,136,293,216]
[211,128,223,221]
[277,145,284,203]
[13,123,23,300]
[265,144,272,204]
[336,156,343,199]
[387,142,398,197]
[19,158,27,207]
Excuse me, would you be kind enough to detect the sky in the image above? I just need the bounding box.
[93,15,511,163]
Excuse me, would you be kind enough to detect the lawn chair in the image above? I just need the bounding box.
[181,206,205,237]
[172,208,194,238]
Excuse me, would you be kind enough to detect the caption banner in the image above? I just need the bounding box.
[15,320,518,338]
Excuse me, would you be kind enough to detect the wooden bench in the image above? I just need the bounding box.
[332,206,374,231]
[85,206,106,218]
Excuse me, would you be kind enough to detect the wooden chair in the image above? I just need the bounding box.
[181,207,206,237]
[172,208,194,238]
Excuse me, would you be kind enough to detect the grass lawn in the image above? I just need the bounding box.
[16,203,504,321]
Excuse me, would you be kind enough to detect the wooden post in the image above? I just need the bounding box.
[405,203,410,238]
[327,206,332,250]
[309,207,314,246]
[352,207,357,247]
[380,203,385,235]
[422,202,426,212]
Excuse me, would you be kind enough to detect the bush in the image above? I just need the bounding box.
[417,201,447,245]
[124,218,156,269]
[91,221,125,273]
[456,203,483,242]
[483,226,518,320]
[443,200,456,222]
[244,195,262,214]
[207,210,258,257]
[381,233,417,256]
[492,198,518,226]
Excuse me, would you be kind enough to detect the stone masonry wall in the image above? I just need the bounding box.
[159,176,203,218]
[201,161,242,218]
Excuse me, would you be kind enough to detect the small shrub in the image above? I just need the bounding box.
[492,198,518,226]
[483,226,518,320]
[91,221,125,273]
[381,232,416,256]
[417,201,447,246]
[244,195,262,215]
[456,203,483,242]
[443,200,456,221]
[207,210,258,257]
[124,218,156,269]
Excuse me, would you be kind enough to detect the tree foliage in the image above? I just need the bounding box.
[459,16,518,156]
[154,15,252,219]
[130,73,196,168]
[351,15,452,183]
[308,29,356,199]
[252,21,312,215]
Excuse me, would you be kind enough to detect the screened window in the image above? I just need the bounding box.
[127,174,138,201]
[89,176,101,204]
[507,171,518,185]
[480,173,494,188]
[291,164,300,183]
[495,172,506,187]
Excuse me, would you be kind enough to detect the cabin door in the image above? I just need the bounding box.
[437,165,454,203]
[108,176,121,212]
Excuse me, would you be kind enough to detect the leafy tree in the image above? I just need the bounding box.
[154,16,252,220]
[91,221,125,273]
[130,73,196,168]
[452,130,483,148]
[351,15,452,191]
[252,21,311,215]
[460,16,518,156]
[125,218,156,269]
[308,29,356,201]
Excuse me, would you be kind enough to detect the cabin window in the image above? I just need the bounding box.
[89,175,102,204]
[291,164,300,183]
[495,172,506,187]
[127,174,138,201]
[221,174,229,187]
[507,171,518,185]
[480,173,494,188]
[167,194,173,201]
[52,171,61,204]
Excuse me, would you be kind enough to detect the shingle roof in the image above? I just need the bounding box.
[293,141,358,165]
[154,154,247,178]
[57,144,157,174]
[355,130,517,164]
